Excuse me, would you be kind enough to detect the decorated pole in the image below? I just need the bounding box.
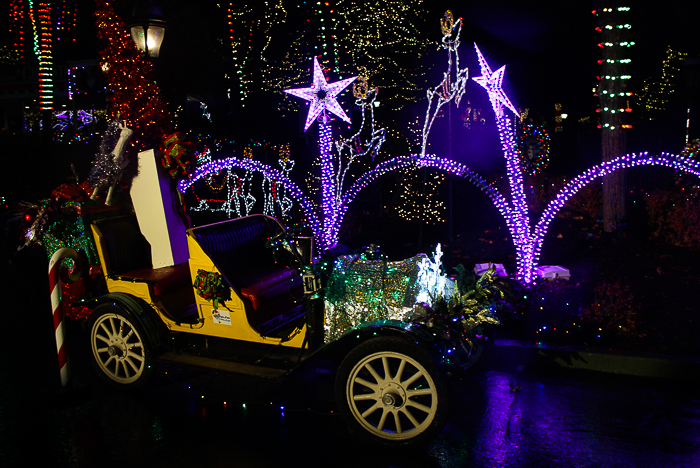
[284,56,356,253]
[48,247,81,387]
[318,111,336,251]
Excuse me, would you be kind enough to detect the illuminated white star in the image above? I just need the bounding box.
[473,44,519,119]
[284,57,357,132]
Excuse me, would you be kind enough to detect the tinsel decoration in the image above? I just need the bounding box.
[194,269,230,309]
[94,0,173,151]
[88,118,133,204]
[22,201,100,266]
[323,250,427,343]
[517,123,551,175]
[162,132,196,180]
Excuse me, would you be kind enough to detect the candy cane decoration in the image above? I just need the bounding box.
[48,248,81,387]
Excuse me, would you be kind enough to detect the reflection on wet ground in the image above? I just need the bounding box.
[2,315,699,468]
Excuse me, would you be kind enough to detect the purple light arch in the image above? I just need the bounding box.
[179,158,321,239]
[179,41,700,285]
[178,151,700,284]
[529,152,700,280]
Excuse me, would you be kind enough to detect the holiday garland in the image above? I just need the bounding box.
[411,264,508,367]
[517,123,551,175]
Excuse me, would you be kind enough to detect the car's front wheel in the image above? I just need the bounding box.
[335,336,449,445]
[88,304,153,389]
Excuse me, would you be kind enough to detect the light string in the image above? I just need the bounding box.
[179,157,321,241]
[180,10,699,285]
[37,1,53,109]
[420,13,468,158]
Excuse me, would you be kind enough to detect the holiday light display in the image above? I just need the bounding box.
[315,0,339,72]
[593,6,633,131]
[518,123,551,175]
[188,139,298,220]
[182,11,700,283]
[473,46,519,120]
[637,47,688,117]
[473,44,533,279]
[227,3,253,105]
[462,100,485,129]
[36,1,53,109]
[335,78,387,201]
[530,152,700,271]
[8,0,26,61]
[336,0,431,110]
[420,13,468,157]
[397,11,467,224]
[33,109,106,144]
[94,0,174,151]
[283,55,357,250]
[8,1,77,97]
[229,2,290,107]
[262,145,295,219]
[179,157,321,238]
[283,56,357,132]
[396,169,447,224]
[466,43,700,281]
[415,244,453,304]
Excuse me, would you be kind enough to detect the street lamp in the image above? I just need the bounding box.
[129,0,166,59]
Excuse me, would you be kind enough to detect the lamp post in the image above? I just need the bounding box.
[129,0,166,59]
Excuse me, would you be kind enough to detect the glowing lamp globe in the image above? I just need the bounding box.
[129,1,166,58]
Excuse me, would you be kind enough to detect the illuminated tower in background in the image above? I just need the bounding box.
[594,4,633,232]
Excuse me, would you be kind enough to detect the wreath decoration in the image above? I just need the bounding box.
[193,269,230,309]
[517,123,550,175]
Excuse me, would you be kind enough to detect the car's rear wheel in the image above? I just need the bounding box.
[88,304,152,389]
[336,336,449,445]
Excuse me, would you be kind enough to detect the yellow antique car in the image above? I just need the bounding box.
[82,213,473,445]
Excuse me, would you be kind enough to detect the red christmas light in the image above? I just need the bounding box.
[94,0,173,151]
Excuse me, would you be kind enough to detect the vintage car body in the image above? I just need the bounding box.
[81,213,474,445]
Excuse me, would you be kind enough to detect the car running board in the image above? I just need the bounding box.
[155,352,289,379]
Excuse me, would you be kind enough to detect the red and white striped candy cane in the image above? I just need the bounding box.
[48,247,81,387]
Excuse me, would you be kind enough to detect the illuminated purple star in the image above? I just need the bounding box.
[284,57,357,132]
[473,44,519,119]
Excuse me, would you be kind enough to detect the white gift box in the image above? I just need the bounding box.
[535,265,571,281]
[473,263,508,277]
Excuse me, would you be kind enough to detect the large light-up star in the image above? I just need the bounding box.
[284,57,357,132]
[473,44,519,119]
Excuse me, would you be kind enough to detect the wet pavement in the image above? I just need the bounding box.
[2,308,700,468]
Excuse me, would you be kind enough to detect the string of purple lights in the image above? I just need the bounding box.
[179,20,700,284]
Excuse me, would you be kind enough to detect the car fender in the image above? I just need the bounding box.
[83,292,166,351]
[313,320,444,366]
